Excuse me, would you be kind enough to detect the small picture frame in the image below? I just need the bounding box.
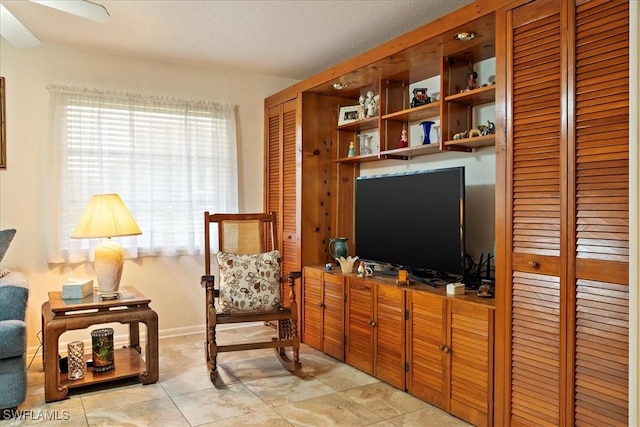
[338,105,360,126]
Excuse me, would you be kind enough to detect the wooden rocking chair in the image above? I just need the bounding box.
[200,211,301,381]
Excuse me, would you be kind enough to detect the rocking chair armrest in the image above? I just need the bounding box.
[287,271,302,281]
[201,275,215,289]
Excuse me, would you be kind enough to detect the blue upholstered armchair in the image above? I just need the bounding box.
[0,271,29,413]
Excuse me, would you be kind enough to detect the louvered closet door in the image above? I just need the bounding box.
[266,104,282,245]
[508,0,563,425]
[572,0,629,424]
[281,102,298,280]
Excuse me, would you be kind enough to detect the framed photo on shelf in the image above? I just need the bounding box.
[338,105,359,126]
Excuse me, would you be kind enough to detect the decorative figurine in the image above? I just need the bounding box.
[357,261,373,277]
[365,90,377,117]
[453,130,469,140]
[410,88,431,108]
[467,71,478,91]
[481,120,495,135]
[397,129,408,148]
[357,95,366,120]
[357,261,366,277]
[347,141,356,157]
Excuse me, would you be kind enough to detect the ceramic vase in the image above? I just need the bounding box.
[420,121,435,144]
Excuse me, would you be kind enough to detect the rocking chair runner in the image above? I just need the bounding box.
[200,211,301,381]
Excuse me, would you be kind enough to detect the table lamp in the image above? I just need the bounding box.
[71,194,141,299]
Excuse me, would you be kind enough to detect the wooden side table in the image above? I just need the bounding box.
[41,286,159,402]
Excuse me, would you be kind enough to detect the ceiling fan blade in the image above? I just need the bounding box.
[0,4,40,48]
[30,0,110,23]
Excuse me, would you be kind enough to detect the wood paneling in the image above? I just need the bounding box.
[511,272,560,426]
[302,267,323,350]
[574,279,628,426]
[407,292,448,409]
[449,301,494,427]
[499,0,629,425]
[346,278,374,374]
[574,0,629,271]
[374,285,405,389]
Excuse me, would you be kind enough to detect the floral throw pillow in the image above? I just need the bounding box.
[216,250,282,314]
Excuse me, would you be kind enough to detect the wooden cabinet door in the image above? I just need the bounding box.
[572,1,629,424]
[407,292,447,410]
[448,300,494,427]
[497,1,630,425]
[302,267,323,351]
[265,99,298,310]
[501,1,564,425]
[346,278,374,374]
[374,284,405,389]
[322,272,344,361]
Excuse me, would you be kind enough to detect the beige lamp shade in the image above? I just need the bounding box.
[71,194,141,298]
[72,194,142,239]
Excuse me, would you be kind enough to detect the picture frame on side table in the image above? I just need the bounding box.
[338,105,359,126]
[0,77,5,169]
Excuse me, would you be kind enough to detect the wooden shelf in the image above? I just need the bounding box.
[445,85,495,105]
[443,134,495,150]
[381,143,441,159]
[382,102,440,122]
[335,153,380,163]
[61,347,146,389]
[337,117,378,132]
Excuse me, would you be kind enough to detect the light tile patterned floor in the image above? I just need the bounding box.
[2,324,470,426]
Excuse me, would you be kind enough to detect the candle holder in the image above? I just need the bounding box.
[91,328,115,373]
[67,341,86,380]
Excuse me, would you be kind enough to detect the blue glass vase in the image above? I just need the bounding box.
[420,121,435,144]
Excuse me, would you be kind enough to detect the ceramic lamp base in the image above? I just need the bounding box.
[94,238,124,298]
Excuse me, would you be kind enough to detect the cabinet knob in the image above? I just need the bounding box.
[439,344,445,351]
[318,302,325,308]
[443,346,450,353]
[528,261,539,268]
[371,321,376,327]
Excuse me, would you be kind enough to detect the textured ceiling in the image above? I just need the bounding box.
[1,0,475,80]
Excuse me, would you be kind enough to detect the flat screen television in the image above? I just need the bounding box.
[355,167,465,281]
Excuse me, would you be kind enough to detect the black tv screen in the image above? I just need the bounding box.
[355,167,465,279]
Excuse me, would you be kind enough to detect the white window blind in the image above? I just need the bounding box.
[46,86,238,263]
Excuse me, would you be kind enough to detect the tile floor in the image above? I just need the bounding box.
[3,323,470,426]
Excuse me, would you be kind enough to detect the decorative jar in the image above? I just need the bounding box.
[91,327,115,373]
[67,341,86,380]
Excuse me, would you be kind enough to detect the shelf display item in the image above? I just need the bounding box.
[347,141,356,157]
[410,88,431,108]
[357,95,366,120]
[398,129,408,148]
[466,71,478,91]
[67,341,86,380]
[328,237,349,260]
[91,327,115,373]
[336,255,358,274]
[420,121,435,144]
[365,90,377,117]
[481,120,495,135]
[359,134,373,155]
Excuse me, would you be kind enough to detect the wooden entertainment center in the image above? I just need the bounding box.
[264,1,630,425]
[303,266,495,426]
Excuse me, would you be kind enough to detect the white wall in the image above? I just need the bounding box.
[0,40,298,352]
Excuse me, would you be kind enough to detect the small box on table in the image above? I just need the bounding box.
[62,278,93,299]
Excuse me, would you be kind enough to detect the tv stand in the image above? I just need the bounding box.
[369,265,457,287]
